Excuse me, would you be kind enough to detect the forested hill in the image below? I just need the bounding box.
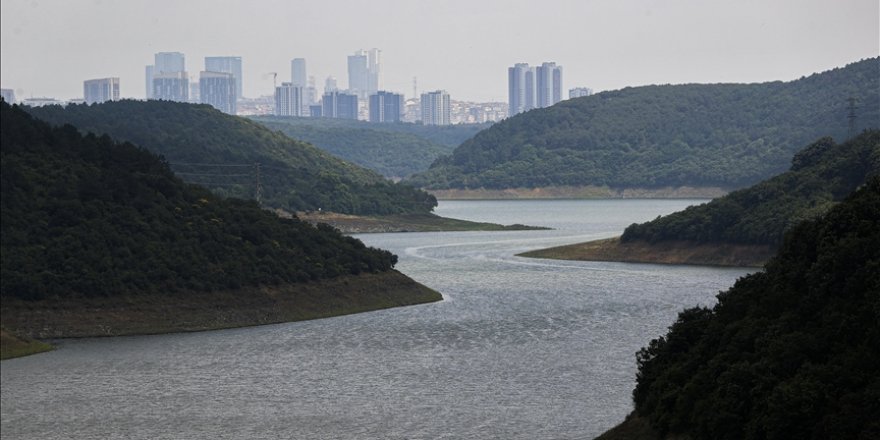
[407,58,879,190]
[0,101,398,300]
[627,176,880,439]
[620,130,880,247]
[252,116,475,179]
[26,100,437,215]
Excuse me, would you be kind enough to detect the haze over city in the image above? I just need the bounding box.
[2,0,877,102]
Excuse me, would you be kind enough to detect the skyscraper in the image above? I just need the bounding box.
[536,62,563,108]
[291,58,307,87]
[147,52,185,100]
[347,51,368,97]
[83,77,120,104]
[369,91,403,123]
[144,65,154,99]
[155,52,185,73]
[275,82,303,117]
[200,71,236,115]
[508,63,535,116]
[205,56,243,99]
[347,49,381,98]
[322,91,358,120]
[420,90,451,126]
[153,72,189,102]
[324,76,338,93]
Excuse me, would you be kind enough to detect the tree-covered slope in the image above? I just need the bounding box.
[252,116,462,179]
[630,176,880,439]
[621,130,880,247]
[0,101,400,300]
[408,58,879,190]
[26,100,437,215]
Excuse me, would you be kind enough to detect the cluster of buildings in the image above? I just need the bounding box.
[1,50,592,125]
[143,52,240,114]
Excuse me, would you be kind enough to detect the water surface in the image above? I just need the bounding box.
[1,199,751,439]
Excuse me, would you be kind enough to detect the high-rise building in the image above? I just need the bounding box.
[145,65,154,99]
[347,51,368,97]
[309,104,322,117]
[275,82,303,116]
[420,90,451,126]
[291,58,307,87]
[155,52,185,74]
[205,56,243,99]
[1,88,16,104]
[347,49,381,98]
[147,52,185,100]
[322,91,358,120]
[324,76,338,93]
[508,63,535,116]
[366,48,381,95]
[569,87,593,99]
[83,77,120,104]
[153,72,189,102]
[369,91,403,123]
[189,81,201,103]
[200,71,236,115]
[536,62,563,108]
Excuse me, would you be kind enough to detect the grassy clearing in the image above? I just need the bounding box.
[296,211,548,233]
[1,328,53,360]
[519,236,773,268]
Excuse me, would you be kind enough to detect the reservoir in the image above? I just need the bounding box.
[1,199,751,439]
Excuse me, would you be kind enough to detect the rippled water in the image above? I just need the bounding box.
[1,199,751,439]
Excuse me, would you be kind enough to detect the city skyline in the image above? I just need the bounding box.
[1,0,877,102]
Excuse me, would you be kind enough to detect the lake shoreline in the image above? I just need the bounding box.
[294,211,549,233]
[519,236,773,268]
[429,185,728,200]
[0,270,441,359]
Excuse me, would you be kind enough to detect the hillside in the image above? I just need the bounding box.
[621,130,880,246]
[26,100,437,215]
[252,116,467,178]
[605,177,880,439]
[521,131,879,267]
[408,58,879,191]
[0,101,441,349]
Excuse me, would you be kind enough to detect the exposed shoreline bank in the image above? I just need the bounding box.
[294,211,548,234]
[428,185,728,200]
[1,270,441,359]
[519,237,773,268]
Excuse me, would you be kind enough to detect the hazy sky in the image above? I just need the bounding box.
[1,0,878,102]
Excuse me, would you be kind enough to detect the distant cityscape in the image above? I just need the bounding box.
[0,49,593,126]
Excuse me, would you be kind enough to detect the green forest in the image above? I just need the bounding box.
[0,101,399,300]
[252,116,470,178]
[621,130,880,247]
[27,100,437,215]
[631,177,880,439]
[407,58,879,190]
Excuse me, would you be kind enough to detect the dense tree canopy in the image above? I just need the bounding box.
[632,177,880,439]
[253,116,470,179]
[27,100,437,215]
[407,58,879,190]
[621,130,880,246]
[1,102,398,300]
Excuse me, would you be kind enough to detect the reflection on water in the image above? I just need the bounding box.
[1,199,751,439]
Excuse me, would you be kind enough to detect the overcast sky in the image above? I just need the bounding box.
[1,0,878,102]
